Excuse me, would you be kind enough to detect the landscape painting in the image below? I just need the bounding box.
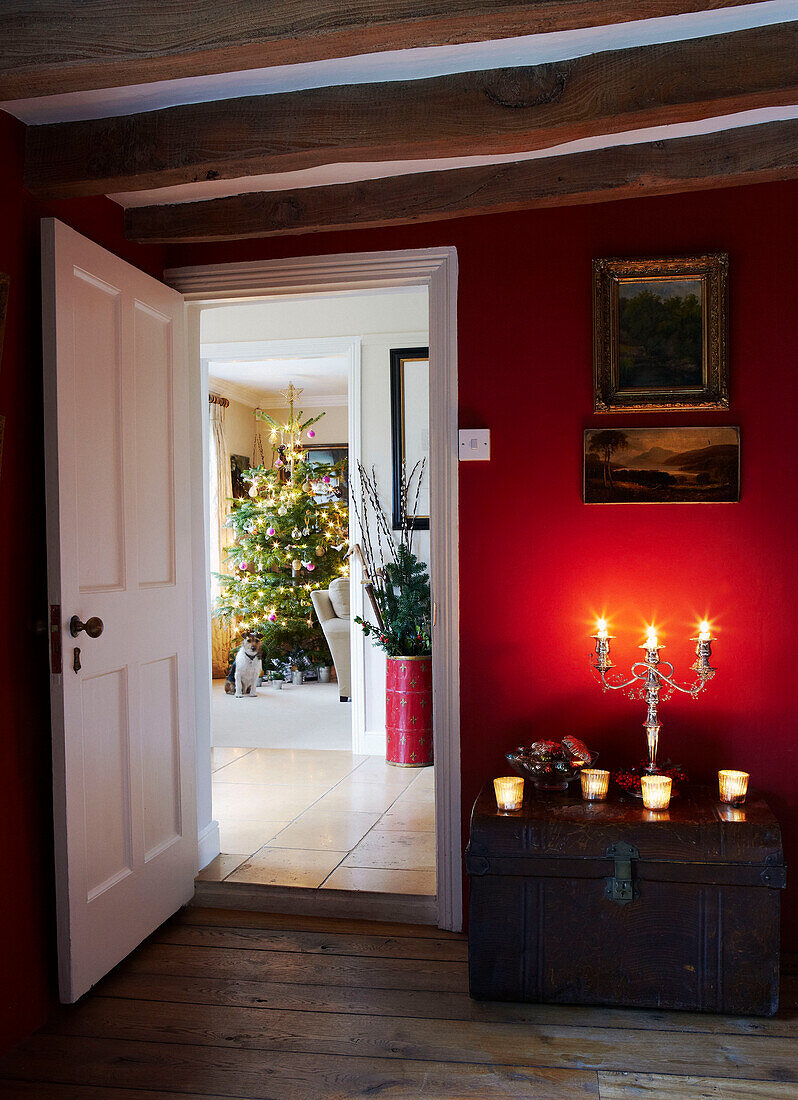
[584,427,740,504]
[593,255,729,412]
[618,277,703,390]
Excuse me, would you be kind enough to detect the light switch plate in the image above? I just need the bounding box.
[459,428,490,461]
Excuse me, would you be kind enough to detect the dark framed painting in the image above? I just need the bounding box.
[593,254,729,413]
[390,346,429,531]
[230,454,251,498]
[304,443,348,504]
[584,426,740,504]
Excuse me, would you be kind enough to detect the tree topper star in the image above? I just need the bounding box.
[280,383,303,407]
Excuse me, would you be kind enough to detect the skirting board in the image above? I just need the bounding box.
[192,879,437,925]
[198,819,221,871]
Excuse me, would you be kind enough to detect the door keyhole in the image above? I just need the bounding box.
[72,647,81,673]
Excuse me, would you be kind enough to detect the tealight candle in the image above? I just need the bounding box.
[494,776,524,812]
[581,769,610,801]
[718,770,749,805]
[641,774,672,811]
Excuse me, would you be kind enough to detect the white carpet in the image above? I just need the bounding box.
[211,679,353,751]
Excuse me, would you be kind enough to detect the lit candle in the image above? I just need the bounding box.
[698,620,711,642]
[718,770,749,805]
[644,625,659,650]
[596,618,609,640]
[581,769,610,801]
[641,774,672,810]
[494,776,524,812]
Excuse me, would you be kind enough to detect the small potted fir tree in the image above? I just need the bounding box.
[352,462,432,767]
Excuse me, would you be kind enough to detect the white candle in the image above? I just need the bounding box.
[644,626,659,651]
[494,776,524,812]
[596,618,609,640]
[718,770,749,805]
[698,620,711,642]
[641,774,672,810]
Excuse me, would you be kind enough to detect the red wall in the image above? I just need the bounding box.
[0,110,165,1049]
[167,179,798,933]
[3,94,797,1046]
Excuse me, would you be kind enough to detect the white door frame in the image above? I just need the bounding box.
[200,334,366,756]
[167,248,462,932]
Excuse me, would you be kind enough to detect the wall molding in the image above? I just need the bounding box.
[167,247,462,932]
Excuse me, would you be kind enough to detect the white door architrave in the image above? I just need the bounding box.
[167,248,462,932]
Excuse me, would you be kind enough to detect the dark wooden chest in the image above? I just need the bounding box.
[466,783,785,1015]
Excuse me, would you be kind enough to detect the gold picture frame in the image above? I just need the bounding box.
[593,254,729,413]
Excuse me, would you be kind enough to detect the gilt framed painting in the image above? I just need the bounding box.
[584,426,740,504]
[593,254,729,413]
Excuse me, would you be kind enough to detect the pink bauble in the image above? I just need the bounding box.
[268,612,277,622]
[239,561,248,570]
[267,526,276,535]
[307,429,315,438]
[306,563,315,571]
[275,457,284,467]
[322,475,331,484]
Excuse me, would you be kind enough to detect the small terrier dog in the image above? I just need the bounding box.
[224,632,263,698]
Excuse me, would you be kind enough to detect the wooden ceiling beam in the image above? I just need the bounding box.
[1,1,758,100]
[24,22,798,200]
[125,118,798,243]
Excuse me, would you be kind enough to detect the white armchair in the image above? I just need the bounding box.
[311,576,351,701]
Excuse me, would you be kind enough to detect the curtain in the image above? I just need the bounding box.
[209,396,235,678]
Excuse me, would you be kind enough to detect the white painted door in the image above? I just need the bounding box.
[42,218,197,1002]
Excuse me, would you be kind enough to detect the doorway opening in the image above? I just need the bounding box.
[197,287,437,913]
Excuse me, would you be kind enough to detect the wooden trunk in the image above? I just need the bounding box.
[385,656,433,767]
[466,783,785,1015]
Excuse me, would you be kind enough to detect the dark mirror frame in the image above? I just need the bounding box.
[390,346,430,531]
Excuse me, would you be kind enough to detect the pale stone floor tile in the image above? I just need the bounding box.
[267,810,380,851]
[226,846,347,888]
[216,747,361,787]
[311,784,404,815]
[321,865,436,895]
[218,819,292,856]
[212,780,330,821]
[197,853,249,881]
[380,803,436,831]
[391,782,436,806]
[342,828,436,871]
[211,747,255,772]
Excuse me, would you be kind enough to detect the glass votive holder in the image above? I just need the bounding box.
[718,770,749,805]
[581,769,610,801]
[641,774,672,811]
[494,776,524,812]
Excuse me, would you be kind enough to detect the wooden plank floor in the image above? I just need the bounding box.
[1,908,796,1098]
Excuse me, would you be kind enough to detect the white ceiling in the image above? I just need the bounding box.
[207,356,348,409]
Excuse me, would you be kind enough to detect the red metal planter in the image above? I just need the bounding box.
[385,655,433,767]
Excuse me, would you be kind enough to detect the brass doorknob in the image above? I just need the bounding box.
[69,615,104,639]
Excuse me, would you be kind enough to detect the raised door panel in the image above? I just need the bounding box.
[133,300,175,589]
[140,654,182,861]
[81,667,132,900]
[72,268,125,593]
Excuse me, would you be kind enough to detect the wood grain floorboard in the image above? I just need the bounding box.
[2,911,795,1099]
[124,941,469,992]
[176,905,463,939]
[0,1035,599,1099]
[598,1071,798,1098]
[42,995,798,1082]
[154,921,468,961]
[96,966,798,1039]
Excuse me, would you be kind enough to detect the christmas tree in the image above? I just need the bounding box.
[214,384,349,675]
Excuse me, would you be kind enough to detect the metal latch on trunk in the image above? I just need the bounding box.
[606,841,639,904]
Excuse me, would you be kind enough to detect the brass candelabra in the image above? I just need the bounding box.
[591,620,717,773]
